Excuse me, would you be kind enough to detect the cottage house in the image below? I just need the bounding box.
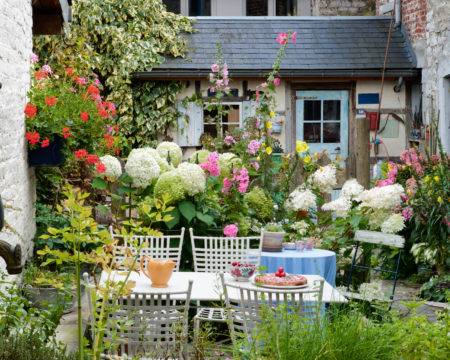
[133,14,418,169]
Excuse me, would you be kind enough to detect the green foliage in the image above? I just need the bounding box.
[419,275,450,302]
[0,331,77,360]
[34,0,194,150]
[244,187,274,222]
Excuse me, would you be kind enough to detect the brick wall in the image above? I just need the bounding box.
[313,0,376,16]
[0,0,35,278]
[376,0,427,40]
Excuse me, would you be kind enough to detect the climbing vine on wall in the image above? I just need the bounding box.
[33,0,193,152]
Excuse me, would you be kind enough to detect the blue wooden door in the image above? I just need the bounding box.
[296,90,349,159]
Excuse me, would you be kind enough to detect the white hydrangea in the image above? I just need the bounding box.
[368,209,391,230]
[285,188,317,212]
[290,220,310,236]
[341,179,365,199]
[358,184,404,210]
[411,243,438,265]
[99,155,122,180]
[380,213,405,234]
[309,165,337,194]
[322,196,352,218]
[156,142,183,167]
[176,162,206,196]
[218,152,242,175]
[125,150,161,188]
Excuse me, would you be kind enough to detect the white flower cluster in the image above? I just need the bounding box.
[285,188,317,212]
[290,220,310,236]
[218,152,242,175]
[309,165,337,194]
[176,162,206,196]
[321,179,363,218]
[341,178,364,199]
[137,147,173,173]
[125,150,161,188]
[380,213,405,234]
[369,209,391,229]
[157,142,183,167]
[99,155,122,179]
[322,196,352,218]
[358,184,404,210]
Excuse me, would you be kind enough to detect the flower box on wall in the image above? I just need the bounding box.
[272,122,283,133]
[28,134,65,167]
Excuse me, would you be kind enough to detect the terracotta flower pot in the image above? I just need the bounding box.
[262,231,285,252]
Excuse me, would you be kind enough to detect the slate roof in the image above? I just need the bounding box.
[133,17,418,79]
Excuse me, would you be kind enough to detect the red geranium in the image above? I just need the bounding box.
[87,154,99,164]
[45,96,57,106]
[25,131,40,145]
[65,68,73,76]
[96,162,106,173]
[63,127,72,139]
[81,111,89,122]
[74,149,88,160]
[41,138,50,148]
[24,104,37,118]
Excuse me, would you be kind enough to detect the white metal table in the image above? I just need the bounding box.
[99,271,348,303]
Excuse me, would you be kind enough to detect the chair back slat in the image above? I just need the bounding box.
[103,281,193,358]
[354,230,405,248]
[190,228,263,273]
[220,273,324,340]
[110,227,185,271]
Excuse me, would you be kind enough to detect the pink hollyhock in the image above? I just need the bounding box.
[223,224,238,237]
[274,78,280,87]
[276,32,288,45]
[209,73,215,80]
[211,63,219,72]
[224,136,235,146]
[402,207,413,221]
[292,31,297,44]
[216,79,224,87]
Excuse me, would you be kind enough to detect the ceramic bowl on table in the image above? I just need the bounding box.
[229,262,256,281]
[282,242,296,250]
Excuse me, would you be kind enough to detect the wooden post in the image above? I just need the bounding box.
[356,117,370,189]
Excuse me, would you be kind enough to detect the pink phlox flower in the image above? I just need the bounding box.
[224,136,235,146]
[242,132,249,139]
[41,65,52,74]
[94,78,101,85]
[208,151,219,161]
[30,53,39,63]
[274,78,280,87]
[200,152,220,176]
[69,87,77,93]
[402,207,413,221]
[276,32,288,45]
[223,224,239,237]
[375,179,393,187]
[211,63,219,72]
[76,77,86,85]
[106,125,114,135]
[292,31,297,44]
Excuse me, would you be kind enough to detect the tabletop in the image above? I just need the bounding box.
[99,271,347,303]
[260,249,337,286]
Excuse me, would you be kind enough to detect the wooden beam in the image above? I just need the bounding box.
[356,117,370,189]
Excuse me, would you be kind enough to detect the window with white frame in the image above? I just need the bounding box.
[203,103,242,138]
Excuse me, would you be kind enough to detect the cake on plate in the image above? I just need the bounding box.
[254,268,307,286]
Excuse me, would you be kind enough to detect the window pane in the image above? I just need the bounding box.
[224,105,240,124]
[163,0,180,13]
[304,123,321,143]
[323,123,340,143]
[276,0,297,16]
[223,124,240,133]
[323,100,341,121]
[247,0,268,16]
[204,124,217,138]
[304,100,321,121]
[189,0,211,16]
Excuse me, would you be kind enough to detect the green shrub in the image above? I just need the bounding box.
[0,331,77,360]
[244,187,274,222]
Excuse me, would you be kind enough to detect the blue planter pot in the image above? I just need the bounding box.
[28,134,65,167]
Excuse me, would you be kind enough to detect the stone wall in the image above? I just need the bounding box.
[422,0,450,151]
[313,0,376,16]
[0,0,35,278]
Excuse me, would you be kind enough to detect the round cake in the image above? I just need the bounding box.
[254,273,307,286]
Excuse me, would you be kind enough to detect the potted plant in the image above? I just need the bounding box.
[24,55,119,166]
[22,263,75,312]
[262,223,286,252]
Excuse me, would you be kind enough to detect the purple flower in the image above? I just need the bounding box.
[30,53,39,63]
[224,136,235,146]
[211,63,219,72]
[41,65,52,74]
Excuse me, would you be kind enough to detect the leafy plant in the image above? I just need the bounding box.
[419,275,450,302]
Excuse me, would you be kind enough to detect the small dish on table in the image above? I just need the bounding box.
[229,262,256,282]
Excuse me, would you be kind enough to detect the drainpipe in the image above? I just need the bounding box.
[394,0,402,28]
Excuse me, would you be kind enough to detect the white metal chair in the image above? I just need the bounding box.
[110,226,185,271]
[100,280,193,359]
[189,228,263,341]
[220,273,324,341]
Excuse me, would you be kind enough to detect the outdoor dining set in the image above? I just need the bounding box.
[83,227,347,358]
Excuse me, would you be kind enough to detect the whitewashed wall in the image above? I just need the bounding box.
[0,0,35,278]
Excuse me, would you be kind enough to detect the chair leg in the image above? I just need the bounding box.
[193,316,201,345]
[347,241,360,291]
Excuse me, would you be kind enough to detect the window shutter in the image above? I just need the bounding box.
[242,100,257,123]
[177,102,202,146]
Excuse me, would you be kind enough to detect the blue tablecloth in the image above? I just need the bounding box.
[260,249,337,286]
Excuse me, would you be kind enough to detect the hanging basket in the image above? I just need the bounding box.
[28,134,65,167]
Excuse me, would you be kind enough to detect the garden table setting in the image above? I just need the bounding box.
[98,270,347,304]
[260,248,337,286]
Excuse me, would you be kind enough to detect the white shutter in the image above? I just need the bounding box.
[177,102,203,146]
[242,100,257,123]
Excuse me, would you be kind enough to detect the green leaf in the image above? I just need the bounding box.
[118,186,135,195]
[196,212,214,226]
[110,193,122,201]
[96,204,109,214]
[92,177,107,190]
[165,208,180,230]
[178,201,196,223]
